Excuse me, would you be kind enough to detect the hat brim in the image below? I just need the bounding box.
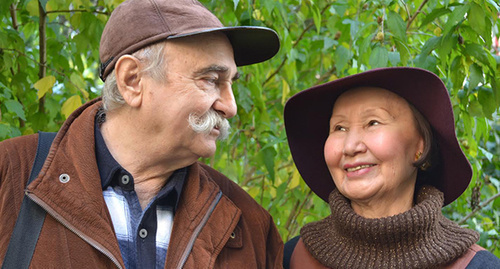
[284,67,472,206]
[168,26,280,67]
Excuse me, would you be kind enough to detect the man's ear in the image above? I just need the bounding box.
[114,55,144,108]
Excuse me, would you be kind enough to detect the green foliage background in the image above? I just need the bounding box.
[1,0,499,257]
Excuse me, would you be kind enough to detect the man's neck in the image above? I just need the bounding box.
[99,111,191,208]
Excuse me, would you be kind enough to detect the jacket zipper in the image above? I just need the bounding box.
[26,192,123,269]
[176,190,223,269]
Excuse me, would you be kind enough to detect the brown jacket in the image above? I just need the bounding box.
[0,99,283,268]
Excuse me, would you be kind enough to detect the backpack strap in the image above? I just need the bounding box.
[283,235,300,269]
[2,132,56,269]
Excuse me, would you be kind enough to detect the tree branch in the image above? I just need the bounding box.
[407,0,428,30]
[284,189,313,241]
[38,0,47,114]
[10,3,18,30]
[458,191,500,225]
[45,9,109,15]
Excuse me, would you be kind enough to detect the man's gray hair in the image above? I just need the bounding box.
[102,41,167,112]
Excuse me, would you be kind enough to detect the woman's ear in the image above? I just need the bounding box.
[417,136,425,156]
[114,55,143,108]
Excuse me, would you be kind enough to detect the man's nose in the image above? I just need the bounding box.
[213,85,237,118]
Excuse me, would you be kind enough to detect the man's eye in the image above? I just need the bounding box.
[204,77,218,84]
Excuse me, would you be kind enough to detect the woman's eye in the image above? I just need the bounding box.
[368,120,380,126]
[334,125,346,132]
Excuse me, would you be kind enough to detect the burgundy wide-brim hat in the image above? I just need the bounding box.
[99,0,280,81]
[284,67,472,206]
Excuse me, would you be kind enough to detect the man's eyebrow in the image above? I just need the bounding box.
[194,65,240,81]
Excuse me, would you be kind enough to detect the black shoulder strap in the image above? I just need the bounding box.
[2,132,56,269]
[283,235,301,269]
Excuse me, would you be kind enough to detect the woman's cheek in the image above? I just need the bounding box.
[324,137,342,168]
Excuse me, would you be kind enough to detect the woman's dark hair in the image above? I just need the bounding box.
[409,104,440,174]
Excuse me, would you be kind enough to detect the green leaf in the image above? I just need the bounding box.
[485,0,499,11]
[468,64,483,90]
[29,112,49,132]
[468,98,483,117]
[61,95,82,119]
[0,123,21,140]
[334,45,351,72]
[281,79,290,105]
[235,84,253,113]
[464,43,491,67]
[0,0,16,17]
[388,51,400,66]
[34,75,56,99]
[26,0,39,16]
[70,12,82,29]
[478,86,496,119]
[394,39,408,65]
[419,8,451,28]
[232,0,239,10]
[437,33,457,60]
[468,2,489,42]
[39,0,49,12]
[70,73,90,99]
[4,100,26,121]
[387,11,406,42]
[443,3,470,36]
[258,146,277,182]
[494,195,500,210]
[420,36,440,56]
[478,147,493,162]
[2,53,13,71]
[369,46,388,69]
[311,5,321,34]
[450,56,465,89]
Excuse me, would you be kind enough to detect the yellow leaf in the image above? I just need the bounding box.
[22,127,34,136]
[34,75,56,99]
[252,9,264,21]
[289,169,301,189]
[26,0,39,16]
[61,95,82,119]
[247,187,260,199]
[281,79,290,105]
[269,187,276,198]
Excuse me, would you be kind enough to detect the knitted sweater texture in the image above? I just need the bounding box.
[301,186,479,269]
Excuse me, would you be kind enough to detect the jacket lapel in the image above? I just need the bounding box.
[26,99,125,268]
[165,163,241,268]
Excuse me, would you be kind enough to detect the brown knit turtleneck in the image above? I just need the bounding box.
[301,186,479,269]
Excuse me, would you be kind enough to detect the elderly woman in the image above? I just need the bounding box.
[283,67,500,268]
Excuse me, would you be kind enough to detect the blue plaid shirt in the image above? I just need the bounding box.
[95,120,186,269]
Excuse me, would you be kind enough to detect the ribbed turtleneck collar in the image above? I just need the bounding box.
[301,186,479,269]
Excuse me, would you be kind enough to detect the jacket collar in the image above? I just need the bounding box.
[27,99,242,268]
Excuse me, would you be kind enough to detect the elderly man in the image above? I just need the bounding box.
[0,0,282,268]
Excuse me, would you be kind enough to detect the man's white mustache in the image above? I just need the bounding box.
[188,110,230,140]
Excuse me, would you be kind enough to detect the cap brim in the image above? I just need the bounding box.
[284,67,472,206]
[167,26,280,66]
